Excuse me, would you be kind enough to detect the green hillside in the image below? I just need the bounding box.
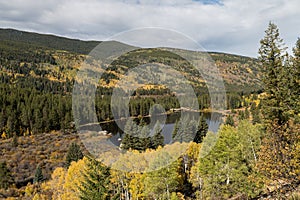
[0,28,262,93]
[0,28,263,136]
[0,28,100,54]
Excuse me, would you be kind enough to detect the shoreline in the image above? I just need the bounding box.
[79,107,228,129]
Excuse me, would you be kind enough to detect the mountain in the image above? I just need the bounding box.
[0,28,100,54]
[0,28,262,94]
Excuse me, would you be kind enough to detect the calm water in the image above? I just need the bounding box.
[98,111,223,146]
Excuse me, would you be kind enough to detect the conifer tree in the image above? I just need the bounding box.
[120,133,134,150]
[244,107,250,119]
[124,119,138,136]
[151,121,164,149]
[258,22,289,124]
[250,103,261,124]
[172,120,179,140]
[65,142,83,167]
[79,156,111,200]
[225,115,234,126]
[251,109,261,125]
[193,115,208,143]
[172,116,197,143]
[34,164,43,183]
[257,22,300,185]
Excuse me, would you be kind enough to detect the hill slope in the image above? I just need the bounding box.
[0,28,262,93]
[0,28,100,54]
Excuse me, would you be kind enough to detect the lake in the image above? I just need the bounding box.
[97,111,223,146]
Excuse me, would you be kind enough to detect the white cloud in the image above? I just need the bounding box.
[0,0,299,57]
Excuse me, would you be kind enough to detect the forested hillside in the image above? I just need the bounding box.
[0,28,262,137]
[0,25,299,200]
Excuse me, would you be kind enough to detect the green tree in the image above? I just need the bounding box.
[193,115,208,143]
[79,156,111,200]
[237,120,262,163]
[225,115,234,126]
[258,22,289,124]
[65,142,83,167]
[238,110,245,121]
[124,118,138,136]
[198,125,261,199]
[172,120,179,140]
[34,164,44,183]
[0,162,13,189]
[120,133,134,151]
[151,121,164,149]
[250,103,261,124]
[121,120,164,151]
[244,107,250,119]
[144,152,181,200]
[172,117,197,143]
[257,22,300,188]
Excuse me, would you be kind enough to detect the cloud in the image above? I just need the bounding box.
[0,0,299,57]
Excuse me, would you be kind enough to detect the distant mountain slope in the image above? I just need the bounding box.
[0,28,100,54]
[0,28,262,93]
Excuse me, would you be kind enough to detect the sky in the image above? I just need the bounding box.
[1,0,300,57]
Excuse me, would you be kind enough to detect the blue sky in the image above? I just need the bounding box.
[0,0,300,57]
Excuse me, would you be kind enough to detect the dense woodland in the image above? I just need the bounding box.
[0,29,254,138]
[0,23,299,199]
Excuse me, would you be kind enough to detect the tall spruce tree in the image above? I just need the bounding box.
[258,22,289,124]
[257,22,300,185]
[193,115,208,143]
[79,156,111,200]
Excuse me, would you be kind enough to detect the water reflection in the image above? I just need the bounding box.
[98,112,223,146]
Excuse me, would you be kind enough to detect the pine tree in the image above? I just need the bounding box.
[79,156,111,200]
[225,115,234,126]
[172,120,179,140]
[185,119,198,142]
[151,121,164,149]
[244,107,250,119]
[65,142,83,167]
[120,133,133,150]
[172,116,197,143]
[238,110,245,121]
[257,22,300,186]
[34,164,43,183]
[124,118,138,137]
[258,22,289,124]
[250,103,261,124]
[193,115,208,144]
[251,109,261,125]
